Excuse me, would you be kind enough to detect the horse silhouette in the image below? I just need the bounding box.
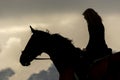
[20,8,120,80]
[20,26,120,80]
[20,26,85,80]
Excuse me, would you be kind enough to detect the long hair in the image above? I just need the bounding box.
[83,8,102,24]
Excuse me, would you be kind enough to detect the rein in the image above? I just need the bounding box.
[34,58,50,60]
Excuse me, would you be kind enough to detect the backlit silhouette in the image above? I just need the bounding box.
[83,8,112,60]
[20,26,84,80]
[20,8,120,80]
[20,26,120,80]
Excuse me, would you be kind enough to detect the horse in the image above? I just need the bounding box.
[20,26,83,80]
[20,26,120,80]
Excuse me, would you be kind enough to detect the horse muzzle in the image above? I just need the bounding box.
[21,62,31,66]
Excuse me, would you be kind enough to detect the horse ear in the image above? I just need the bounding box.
[30,25,35,33]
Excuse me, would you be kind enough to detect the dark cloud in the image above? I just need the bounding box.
[0,68,15,80]
[0,0,120,18]
[0,0,81,17]
[28,64,59,80]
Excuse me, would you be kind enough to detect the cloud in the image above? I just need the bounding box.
[0,27,31,48]
[0,37,22,69]
[28,64,59,80]
[0,0,120,29]
[0,27,52,80]
[0,0,81,16]
[0,27,32,70]
[0,0,120,18]
[0,5,120,80]
[0,68,15,80]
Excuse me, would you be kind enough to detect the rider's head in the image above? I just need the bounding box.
[83,8,102,24]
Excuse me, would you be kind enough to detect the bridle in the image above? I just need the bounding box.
[34,58,50,60]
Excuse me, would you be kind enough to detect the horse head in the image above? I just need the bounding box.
[20,26,50,66]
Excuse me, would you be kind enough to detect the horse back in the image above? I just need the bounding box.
[103,52,120,80]
[88,52,120,80]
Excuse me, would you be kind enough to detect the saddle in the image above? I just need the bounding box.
[77,48,112,79]
[82,48,112,62]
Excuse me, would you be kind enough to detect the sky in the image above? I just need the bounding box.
[0,0,120,80]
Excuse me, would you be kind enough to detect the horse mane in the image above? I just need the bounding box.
[34,30,73,45]
[51,33,72,43]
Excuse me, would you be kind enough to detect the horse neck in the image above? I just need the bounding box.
[44,46,57,61]
[41,38,56,60]
[44,47,63,73]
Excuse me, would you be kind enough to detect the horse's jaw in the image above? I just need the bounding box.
[20,59,31,66]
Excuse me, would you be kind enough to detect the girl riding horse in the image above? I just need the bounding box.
[83,8,112,61]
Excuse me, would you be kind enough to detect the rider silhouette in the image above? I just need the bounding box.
[83,8,112,61]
